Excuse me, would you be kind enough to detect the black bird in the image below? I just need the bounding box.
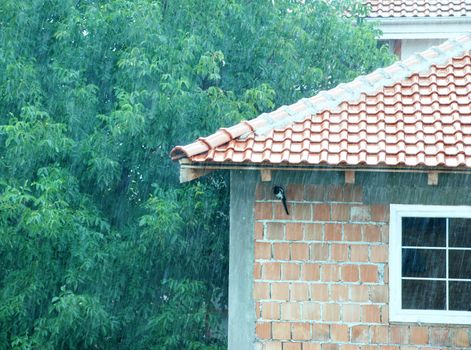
[273,186,289,215]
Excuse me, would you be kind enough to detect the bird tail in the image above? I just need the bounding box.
[282,197,289,215]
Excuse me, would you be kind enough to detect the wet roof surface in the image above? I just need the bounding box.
[365,0,471,18]
[171,35,471,169]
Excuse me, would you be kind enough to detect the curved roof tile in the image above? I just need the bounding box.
[170,34,471,169]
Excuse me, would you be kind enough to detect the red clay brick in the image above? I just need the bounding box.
[256,202,273,220]
[282,263,300,280]
[323,303,340,322]
[325,185,344,201]
[331,204,350,221]
[370,326,389,344]
[304,185,326,201]
[286,184,304,201]
[261,302,281,320]
[341,264,359,282]
[255,222,264,239]
[311,243,329,261]
[325,223,342,241]
[275,202,291,219]
[381,305,389,323]
[451,329,470,347]
[254,262,262,279]
[360,265,378,283]
[321,264,341,282]
[254,282,270,300]
[256,322,272,339]
[369,285,388,303]
[351,325,369,343]
[292,322,310,340]
[323,344,340,350]
[273,243,290,260]
[350,205,371,222]
[303,344,321,350]
[370,204,389,222]
[282,343,301,350]
[331,324,349,342]
[410,326,429,345]
[272,322,291,340]
[293,204,311,220]
[285,223,303,241]
[264,342,283,350]
[350,285,369,302]
[340,346,360,350]
[312,323,330,341]
[280,302,301,320]
[350,244,369,262]
[342,304,361,322]
[331,284,349,301]
[380,225,389,243]
[331,244,348,261]
[310,283,329,301]
[256,184,271,200]
[344,185,363,202]
[370,245,388,263]
[362,304,381,323]
[290,283,308,301]
[429,327,450,347]
[255,301,261,319]
[271,282,290,300]
[302,263,320,281]
[390,325,409,344]
[267,223,284,240]
[305,223,323,240]
[291,243,309,261]
[301,302,321,320]
[255,242,272,259]
[313,204,330,221]
[263,262,281,280]
[363,225,381,242]
[344,224,362,241]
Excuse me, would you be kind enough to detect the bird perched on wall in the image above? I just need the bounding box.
[273,186,289,215]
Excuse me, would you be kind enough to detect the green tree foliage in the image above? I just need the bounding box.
[0,0,392,348]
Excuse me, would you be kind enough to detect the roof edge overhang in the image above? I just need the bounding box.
[366,16,471,39]
[178,159,471,183]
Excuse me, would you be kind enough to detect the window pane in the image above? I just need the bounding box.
[402,248,446,278]
[402,217,446,247]
[449,281,471,311]
[449,250,471,279]
[402,279,446,310]
[449,218,471,248]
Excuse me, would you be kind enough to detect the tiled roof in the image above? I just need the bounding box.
[170,34,471,168]
[366,0,471,18]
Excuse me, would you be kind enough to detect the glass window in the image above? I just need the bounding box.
[390,205,471,324]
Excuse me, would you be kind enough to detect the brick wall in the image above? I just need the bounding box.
[253,183,471,350]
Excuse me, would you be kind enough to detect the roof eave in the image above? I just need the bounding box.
[178,159,471,183]
[366,16,471,40]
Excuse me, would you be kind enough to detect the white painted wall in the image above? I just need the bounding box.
[400,38,446,59]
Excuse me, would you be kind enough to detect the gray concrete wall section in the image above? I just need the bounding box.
[228,170,258,350]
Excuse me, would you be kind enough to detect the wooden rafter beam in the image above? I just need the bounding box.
[428,171,439,186]
[179,159,213,183]
[345,170,355,184]
[260,169,272,182]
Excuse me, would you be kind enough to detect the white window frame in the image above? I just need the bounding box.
[390,204,471,325]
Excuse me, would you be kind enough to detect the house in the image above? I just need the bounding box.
[170,33,471,349]
[365,0,471,59]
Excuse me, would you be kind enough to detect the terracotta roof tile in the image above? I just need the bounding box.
[170,34,471,169]
[366,0,471,18]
